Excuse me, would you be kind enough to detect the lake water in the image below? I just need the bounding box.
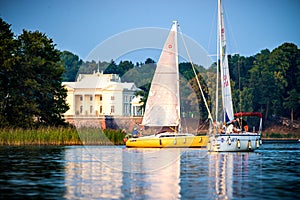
[0,142,299,199]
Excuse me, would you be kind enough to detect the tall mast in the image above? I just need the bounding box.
[173,20,181,132]
[216,0,221,126]
[218,0,224,122]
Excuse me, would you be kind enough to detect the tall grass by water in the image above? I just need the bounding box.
[0,127,126,146]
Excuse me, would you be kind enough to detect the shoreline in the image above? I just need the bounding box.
[0,138,298,146]
[0,127,299,146]
[262,138,299,143]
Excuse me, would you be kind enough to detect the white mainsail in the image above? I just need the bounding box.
[142,21,180,128]
[218,0,234,122]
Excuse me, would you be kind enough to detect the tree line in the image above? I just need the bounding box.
[228,43,300,123]
[1,17,299,129]
[67,43,300,124]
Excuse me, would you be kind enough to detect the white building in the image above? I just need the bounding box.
[62,71,143,117]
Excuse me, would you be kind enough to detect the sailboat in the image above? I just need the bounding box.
[208,0,262,152]
[126,21,209,148]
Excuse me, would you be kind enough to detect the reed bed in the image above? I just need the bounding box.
[0,127,126,146]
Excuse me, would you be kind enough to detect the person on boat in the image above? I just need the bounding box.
[139,128,143,137]
[235,117,249,132]
[226,121,234,134]
[240,118,249,132]
[132,128,139,138]
[220,122,226,134]
[233,118,241,133]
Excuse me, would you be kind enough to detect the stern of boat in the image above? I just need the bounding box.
[208,133,262,152]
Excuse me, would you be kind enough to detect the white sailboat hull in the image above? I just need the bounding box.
[208,133,262,152]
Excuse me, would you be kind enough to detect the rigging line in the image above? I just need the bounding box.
[178,26,213,122]
[215,0,220,126]
[238,58,243,116]
[222,2,240,56]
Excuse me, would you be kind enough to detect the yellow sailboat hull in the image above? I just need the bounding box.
[126,135,209,148]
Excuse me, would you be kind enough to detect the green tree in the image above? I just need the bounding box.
[145,58,155,64]
[61,50,82,81]
[249,49,273,120]
[0,18,18,126]
[103,60,118,74]
[16,30,69,127]
[0,19,69,128]
[270,43,300,119]
[118,60,134,76]
[283,89,299,122]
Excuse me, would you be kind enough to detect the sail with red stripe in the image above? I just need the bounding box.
[218,0,234,122]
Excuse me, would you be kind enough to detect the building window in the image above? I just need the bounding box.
[111,106,115,113]
[124,104,127,114]
[100,106,102,113]
[90,96,93,101]
[124,96,128,102]
[80,106,83,114]
[100,95,102,101]
[90,106,93,114]
[80,96,83,101]
[111,96,115,101]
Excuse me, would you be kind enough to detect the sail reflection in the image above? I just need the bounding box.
[63,147,262,199]
[209,152,260,199]
[64,147,181,199]
[64,147,124,199]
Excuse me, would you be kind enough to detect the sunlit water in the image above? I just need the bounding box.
[0,142,299,199]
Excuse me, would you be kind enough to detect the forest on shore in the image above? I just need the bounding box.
[61,43,300,128]
[1,18,300,134]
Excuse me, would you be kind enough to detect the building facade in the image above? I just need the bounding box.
[62,71,143,118]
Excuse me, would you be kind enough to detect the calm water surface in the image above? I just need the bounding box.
[0,142,299,199]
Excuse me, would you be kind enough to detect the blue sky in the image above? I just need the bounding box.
[1,0,299,63]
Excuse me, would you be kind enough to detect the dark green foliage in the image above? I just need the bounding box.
[104,60,134,77]
[246,44,300,121]
[179,62,210,119]
[0,19,17,127]
[0,18,69,128]
[60,51,82,81]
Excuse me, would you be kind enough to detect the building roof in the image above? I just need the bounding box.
[62,72,139,92]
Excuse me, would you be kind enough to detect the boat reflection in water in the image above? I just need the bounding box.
[64,147,182,199]
[1,144,298,199]
[208,152,262,199]
[63,146,264,199]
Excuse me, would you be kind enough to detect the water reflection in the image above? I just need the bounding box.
[209,152,259,199]
[179,150,263,199]
[64,147,126,199]
[1,143,298,199]
[64,147,185,199]
[64,147,265,199]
